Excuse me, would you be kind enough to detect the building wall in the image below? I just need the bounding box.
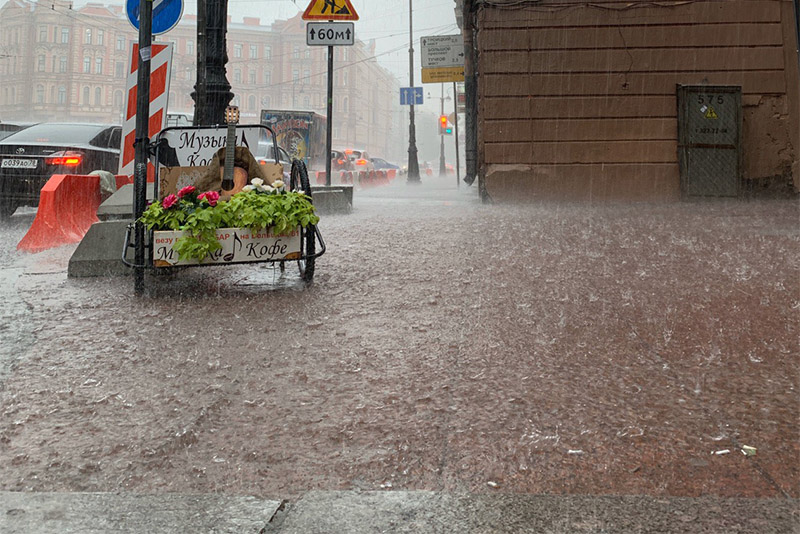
[476,0,800,201]
[0,3,400,159]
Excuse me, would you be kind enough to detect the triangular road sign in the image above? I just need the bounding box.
[704,106,718,119]
[302,0,359,21]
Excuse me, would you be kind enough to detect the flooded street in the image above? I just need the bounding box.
[0,180,797,506]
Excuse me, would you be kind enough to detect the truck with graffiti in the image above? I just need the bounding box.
[259,110,327,172]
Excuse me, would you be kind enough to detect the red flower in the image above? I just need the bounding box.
[198,191,220,207]
[177,185,196,198]
[161,194,178,209]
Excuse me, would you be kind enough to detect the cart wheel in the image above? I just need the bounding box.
[290,160,316,283]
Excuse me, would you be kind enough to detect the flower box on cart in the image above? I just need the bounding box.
[152,226,302,267]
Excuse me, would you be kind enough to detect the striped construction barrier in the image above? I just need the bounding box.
[17,174,102,253]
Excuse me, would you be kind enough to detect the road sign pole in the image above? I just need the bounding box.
[407,0,420,183]
[133,0,152,295]
[325,44,333,187]
[453,81,460,188]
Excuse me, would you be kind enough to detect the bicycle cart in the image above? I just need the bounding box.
[122,122,325,286]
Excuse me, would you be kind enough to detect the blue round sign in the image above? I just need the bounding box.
[126,0,184,36]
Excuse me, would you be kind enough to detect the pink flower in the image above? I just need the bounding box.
[161,194,178,209]
[198,190,220,207]
[177,185,196,198]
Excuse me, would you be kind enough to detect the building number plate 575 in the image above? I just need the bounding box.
[1,158,37,169]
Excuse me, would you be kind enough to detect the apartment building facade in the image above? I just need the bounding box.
[0,2,401,159]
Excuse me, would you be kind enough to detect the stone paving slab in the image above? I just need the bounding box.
[271,491,799,534]
[0,491,282,534]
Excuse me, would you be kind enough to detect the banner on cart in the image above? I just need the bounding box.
[155,125,271,168]
[153,227,301,267]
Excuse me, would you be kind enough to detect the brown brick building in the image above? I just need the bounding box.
[459,0,800,201]
[0,2,401,159]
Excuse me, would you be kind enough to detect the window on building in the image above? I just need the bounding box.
[303,96,310,108]
[234,69,241,83]
[114,90,123,108]
[59,56,67,73]
[343,72,348,86]
[303,69,310,84]
[58,86,66,104]
[83,86,90,104]
[38,55,46,72]
[292,69,299,81]
[262,95,270,107]
[50,86,55,102]
[264,71,271,85]
[38,26,47,42]
[248,94,256,110]
[250,45,257,59]
[116,36,125,51]
[249,70,256,84]
[53,26,58,42]
[36,85,44,104]
[263,45,271,59]
[52,55,57,72]
[342,97,348,112]
[234,44,242,58]
[61,28,69,43]
[304,49,311,59]
[95,57,103,75]
[97,30,104,45]
[187,40,194,55]
[342,48,348,61]
[293,47,300,59]
[83,56,91,73]
[84,29,92,45]
[115,62,124,78]
[95,87,102,105]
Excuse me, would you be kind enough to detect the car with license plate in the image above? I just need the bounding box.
[0,123,121,219]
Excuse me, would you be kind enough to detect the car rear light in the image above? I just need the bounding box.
[45,151,83,166]
[356,159,367,166]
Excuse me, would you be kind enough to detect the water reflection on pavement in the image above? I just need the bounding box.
[0,180,797,510]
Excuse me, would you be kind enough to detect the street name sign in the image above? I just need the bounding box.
[421,34,465,83]
[126,0,183,35]
[400,87,423,106]
[421,35,464,68]
[307,22,354,46]
[302,0,359,21]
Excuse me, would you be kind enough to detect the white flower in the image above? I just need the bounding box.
[264,185,275,193]
[241,184,255,192]
[250,178,264,187]
[271,180,284,189]
[297,190,305,195]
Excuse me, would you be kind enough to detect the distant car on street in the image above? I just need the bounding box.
[331,149,354,173]
[0,123,121,219]
[345,149,374,172]
[370,157,400,171]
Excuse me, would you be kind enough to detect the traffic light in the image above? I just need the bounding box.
[439,115,452,135]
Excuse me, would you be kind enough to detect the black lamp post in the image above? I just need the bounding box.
[192,0,233,126]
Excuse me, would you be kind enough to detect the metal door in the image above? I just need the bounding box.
[677,85,742,197]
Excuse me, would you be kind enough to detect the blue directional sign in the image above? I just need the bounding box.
[400,87,423,106]
[126,0,183,35]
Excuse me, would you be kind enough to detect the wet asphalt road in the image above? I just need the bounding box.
[0,179,797,529]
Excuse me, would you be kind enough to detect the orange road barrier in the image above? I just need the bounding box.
[387,169,396,180]
[115,174,134,189]
[17,174,101,253]
[315,171,327,185]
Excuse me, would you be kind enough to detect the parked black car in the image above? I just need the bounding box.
[0,123,121,219]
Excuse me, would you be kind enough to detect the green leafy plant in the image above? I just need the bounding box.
[139,181,319,262]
